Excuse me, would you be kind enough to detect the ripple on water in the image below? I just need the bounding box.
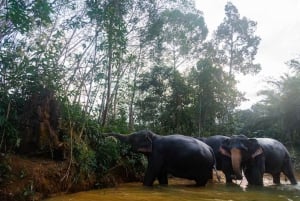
[44,174,300,201]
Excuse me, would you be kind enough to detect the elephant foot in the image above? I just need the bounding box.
[231,174,243,180]
[195,179,208,186]
[142,182,154,187]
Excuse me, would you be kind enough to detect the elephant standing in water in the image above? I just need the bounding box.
[106,130,216,186]
[220,135,297,185]
[198,135,234,183]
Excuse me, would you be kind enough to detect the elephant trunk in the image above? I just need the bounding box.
[104,133,129,143]
[231,148,243,180]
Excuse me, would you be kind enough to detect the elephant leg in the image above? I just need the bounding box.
[222,158,233,183]
[282,162,298,185]
[143,156,163,186]
[208,170,213,180]
[244,169,252,184]
[195,176,209,186]
[158,169,168,185]
[245,167,263,186]
[143,165,156,186]
[224,171,233,183]
[272,173,281,184]
[245,155,264,186]
[195,169,210,186]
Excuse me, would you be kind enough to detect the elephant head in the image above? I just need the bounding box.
[104,130,155,154]
[219,135,263,180]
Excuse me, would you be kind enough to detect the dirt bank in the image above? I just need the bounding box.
[0,152,143,201]
[0,154,98,201]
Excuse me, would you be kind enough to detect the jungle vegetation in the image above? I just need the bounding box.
[1,0,300,182]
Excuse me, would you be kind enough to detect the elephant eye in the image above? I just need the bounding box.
[240,143,248,151]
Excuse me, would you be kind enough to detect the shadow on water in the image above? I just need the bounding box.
[45,174,300,201]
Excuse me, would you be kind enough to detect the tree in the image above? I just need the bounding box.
[136,65,173,131]
[214,2,261,76]
[86,0,129,126]
[146,8,208,70]
[0,0,52,40]
[235,68,300,144]
[286,55,300,74]
[187,58,243,135]
[160,70,192,134]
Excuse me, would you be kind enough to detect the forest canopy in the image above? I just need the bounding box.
[1,0,300,158]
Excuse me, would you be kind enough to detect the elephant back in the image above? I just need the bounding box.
[256,138,290,172]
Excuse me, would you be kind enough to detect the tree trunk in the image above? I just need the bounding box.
[101,18,113,127]
[129,46,142,131]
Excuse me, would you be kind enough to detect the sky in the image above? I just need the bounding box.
[195,0,300,109]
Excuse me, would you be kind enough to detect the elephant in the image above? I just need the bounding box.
[220,135,298,185]
[197,135,234,183]
[106,130,216,186]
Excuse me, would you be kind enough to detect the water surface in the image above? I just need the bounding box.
[45,173,300,201]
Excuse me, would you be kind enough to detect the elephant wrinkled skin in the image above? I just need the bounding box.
[220,135,297,185]
[197,135,234,183]
[106,130,216,186]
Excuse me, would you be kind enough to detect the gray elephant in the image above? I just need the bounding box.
[106,130,216,186]
[220,135,297,185]
[197,135,234,183]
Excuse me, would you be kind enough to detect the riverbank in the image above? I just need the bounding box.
[1,148,299,201]
[0,154,141,201]
[0,154,90,200]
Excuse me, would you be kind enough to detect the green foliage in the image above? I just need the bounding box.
[104,108,130,134]
[73,141,97,176]
[213,2,261,76]
[235,70,300,144]
[287,57,300,74]
[136,65,172,131]
[187,58,243,135]
[60,100,87,132]
[0,94,22,152]
[160,71,193,134]
[145,8,208,68]
[233,108,282,139]
[118,143,146,178]
[91,136,145,179]
[1,0,53,36]
[5,0,300,189]
[94,137,121,174]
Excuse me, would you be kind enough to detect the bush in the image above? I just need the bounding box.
[0,94,22,153]
[73,140,97,178]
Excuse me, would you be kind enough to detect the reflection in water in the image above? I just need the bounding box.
[45,173,300,201]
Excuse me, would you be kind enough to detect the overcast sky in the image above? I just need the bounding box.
[195,0,300,109]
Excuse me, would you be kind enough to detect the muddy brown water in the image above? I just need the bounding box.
[45,172,300,201]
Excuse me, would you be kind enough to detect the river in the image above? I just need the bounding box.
[45,172,300,201]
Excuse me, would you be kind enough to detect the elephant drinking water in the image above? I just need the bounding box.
[106,130,216,186]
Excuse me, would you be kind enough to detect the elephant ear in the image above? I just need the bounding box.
[247,138,263,158]
[219,139,231,157]
[136,131,153,153]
